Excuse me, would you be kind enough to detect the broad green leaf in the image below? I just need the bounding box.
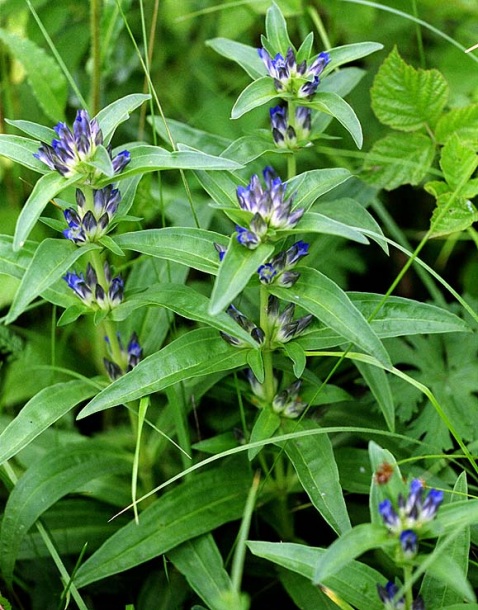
[429,194,478,238]
[209,239,274,315]
[78,329,249,418]
[96,144,242,187]
[293,211,370,244]
[440,134,478,190]
[265,2,293,55]
[282,341,306,377]
[417,551,475,603]
[371,47,449,131]
[355,362,394,432]
[5,119,55,143]
[169,534,244,610]
[421,473,471,607]
[0,29,67,121]
[149,116,231,155]
[308,92,363,148]
[111,284,258,348]
[5,239,100,324]
[206,38,266,80]
[435,104,478,145]
[113,228,227,275]
[271,269,391,367]
[0,134,48,172]
[279,570,338,610]
[0,379,100,464]
[95,93,151,143]
[13,172,80,251]
[287,168,352,211]
[363,132,436,190]
[194,169,239,209]
[74,461,251,587]
[0,442,130,585]
[247,541,384,610]
[248,408,281,460]
[219,133,283,166]
[323,42,384,78]
[0,236,35,279]
[231,77,279,120]
[281,419,351,535]
[313,523,393,583]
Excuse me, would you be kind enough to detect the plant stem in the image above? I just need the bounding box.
[90,0,101,115]
[403,564,414,609]
[259,285,275,404]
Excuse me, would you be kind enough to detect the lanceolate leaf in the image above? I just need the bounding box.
[248,408,281,461]
[0,134,49,172]
[95,93,151,143]
[0,236,35,279]
[281,419,351,535]
[265,2,293,56]
[78,329,249,418]
[0,443,131,585]
[247,541,384,610]
[308,92,363,148]
[206,38,266,80]
[292,212,370,244]
[6,239,101,324]
[0,379,101,465]
[271,269,391,367]
[323,42,384,77]
[13,172,80,251]
[287,168,351,212]
[74,461,252,587]
[231,77,279,120]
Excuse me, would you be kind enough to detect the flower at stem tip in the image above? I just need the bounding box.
[63,262,123,311]
[34,109,130,182]
[236,167,304,249]
[258,240,309,287]
[104,332,142,380]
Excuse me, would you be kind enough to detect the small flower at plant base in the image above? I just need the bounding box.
[258,241,309,286]
[103,332,143,380]
[399,529,418,559]
[63,186,121,244]
[267,296,313,345]
[272,379,307,418]
[236,168,304,248]
[34,109,130,183]
[63,262,124,311]
[220,305,265,348]
[258,47,330,98]
[270,105,312,149]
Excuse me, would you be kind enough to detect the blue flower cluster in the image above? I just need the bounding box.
[258,240,309,287]
[267,295,313,346]
[220,305,265,348]
[64,262,123,311]
[104,332,143,381]
[270,105,312,149]
[63,186,121,244]
[377,582,424,610]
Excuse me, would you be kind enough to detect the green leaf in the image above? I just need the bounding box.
[111,284,258,348]
[294,211,370,244]
[209,239,274,315]
[418,552,475,604]
[0,235,35,279]
[13,172,80,251]
[440,134,478,190]
[363,132,436,190]
[308,92,363,148]
[281,419,351,535]
[5,119,56,143]
[0,134,48,173]
[265,2,293,55]
[5,239,100,324]
[77,329,249,418]
[371,47,449,131]
[288,168,352,210]
[313,523,393,583]
[368,442,406,526]
[0,29,67,121]
[0,379,100,464]
[149,116,231,155]
[296,32,314,65]
[169,535,244,610]
[113,228,227,275]
[206,38,266,80]
[231,77,279,120]
[246,348,264,381]
[0,442,130,585]
[247,541,384,610]
[279,570,338,610]
[429,194,478,238]
[248,408,281,460]
[95,93,151,143]
[435,104,478,146]
[271,269,391,367]
[355,362,394,432]
[74,461,252,587]
[324,42,384,77]
[282,341,306,377]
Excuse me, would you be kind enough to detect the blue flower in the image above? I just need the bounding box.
[270,105,312,148]
[104,332,143,380]
[235,168,304,248]
[377,582,425,610]
[272,379,307,418]
[258,47,330,98]
[220,305,265,348]
[63,262,124,311]
[34,109,130,183]
[258,241,309,287]
[399,529,418,559]
[63,186,121,244]
[267,296,313,345]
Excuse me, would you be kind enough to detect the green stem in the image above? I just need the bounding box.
[259,285,275,404]
[307,6,332,51]
[90,0,101,114]
[403,564,414,610]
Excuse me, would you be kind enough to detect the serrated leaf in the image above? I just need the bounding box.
[265,2,293,55]
[247,541,384,610]
[209,239,274,315]
[429,194,478,238]
[206,38,266,80]
[0,29,67,121]
[281,419,351,535]
[0,442,130,585]
[0,379,100,464]
[363,132,436,190]
[435,104,478,145]
[78,329,249,418]
[231,77,279,119]
[371,47,449,131]
[271,269,391,367]
[0,134,49,173]
[440,134,478,190]
[113,228,227,275]
[74,462,251,587]
[6,239,100,324]
[13,172,80,251]
[95,93,151,143]
[248,408,281,460]
[308,92,363,148]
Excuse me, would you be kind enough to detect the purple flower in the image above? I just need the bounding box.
[63,186,121,244]
[267,296,313,345]
[377,582,424,609]
[63,262,123,311]
[220,305,265,348]
[258,241,309,287]
[270,105,312,148]
[399,529,418,558]
[34,109,130,183]
[104,332,143,380]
